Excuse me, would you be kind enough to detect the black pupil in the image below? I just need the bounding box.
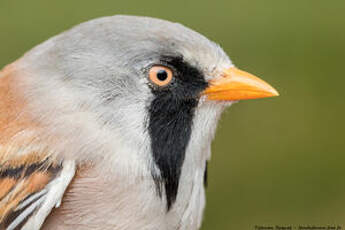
[157,70,168,81]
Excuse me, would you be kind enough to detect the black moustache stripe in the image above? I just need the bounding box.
[148,56,208,211]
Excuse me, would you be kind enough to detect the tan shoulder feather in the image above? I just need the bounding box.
[0,65,76,229]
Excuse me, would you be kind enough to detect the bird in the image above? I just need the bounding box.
[0,15,278,230]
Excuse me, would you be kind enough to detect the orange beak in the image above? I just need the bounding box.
[203,67,279,101]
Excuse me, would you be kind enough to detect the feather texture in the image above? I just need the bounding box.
[0,145,76,229]
[0,66,76,229]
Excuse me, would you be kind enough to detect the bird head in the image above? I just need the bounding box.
[11,15,278,210]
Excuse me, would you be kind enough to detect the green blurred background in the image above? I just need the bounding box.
[1,0,344,229]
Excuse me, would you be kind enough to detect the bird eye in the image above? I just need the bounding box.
[148,65,173,87]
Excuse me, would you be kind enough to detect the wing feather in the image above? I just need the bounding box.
[0,149,75,229]
[0,64,76,229]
